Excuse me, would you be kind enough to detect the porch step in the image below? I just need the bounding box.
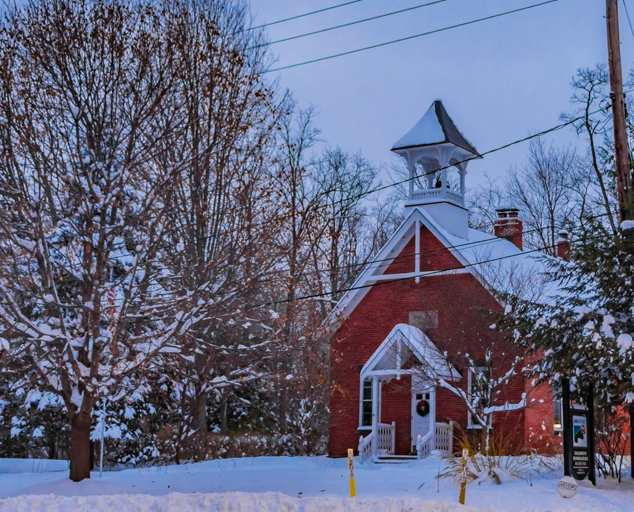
[375,455,418,464]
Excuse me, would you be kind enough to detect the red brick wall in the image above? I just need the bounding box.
[524,382,563,454]
[329,225,531,457]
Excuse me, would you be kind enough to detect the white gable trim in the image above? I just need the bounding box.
[360,324,460,382]
[326,207,497,327]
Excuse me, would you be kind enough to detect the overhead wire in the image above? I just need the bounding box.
[41,211,615,304]
[247,0,366,31]
[623,0,634,41]
[255,229,611,308]
[265,0,561,73]
[25,103,610,279]
[255,0,448,49]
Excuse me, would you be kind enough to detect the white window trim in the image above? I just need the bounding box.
[358,379,381,429]
[553,400,563,431]
[466,366,492,429]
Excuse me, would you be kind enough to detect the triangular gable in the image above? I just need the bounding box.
[328,207,475,324]
[360,324,460,382]
[326,204,554,328]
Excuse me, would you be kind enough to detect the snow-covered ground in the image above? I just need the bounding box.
[0,455,633,511]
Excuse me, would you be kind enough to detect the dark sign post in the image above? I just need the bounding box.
[587,388,596,486]
[562,378,572,477]
[562,378,596,485]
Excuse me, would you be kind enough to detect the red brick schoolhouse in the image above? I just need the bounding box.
[328,101,565,462]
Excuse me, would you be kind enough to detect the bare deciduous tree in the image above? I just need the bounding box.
[0,0,214,480]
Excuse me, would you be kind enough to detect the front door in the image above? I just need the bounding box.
[411,376,434,452]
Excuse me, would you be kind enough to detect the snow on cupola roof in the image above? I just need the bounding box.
[391,100,480,157]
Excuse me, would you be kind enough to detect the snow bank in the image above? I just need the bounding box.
[0,492,486,512]
[1,455,633,511]
[0,458,68,474]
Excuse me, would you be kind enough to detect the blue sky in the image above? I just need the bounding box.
[253,0,633,192]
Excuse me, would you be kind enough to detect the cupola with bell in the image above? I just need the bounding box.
[391,100,481,239]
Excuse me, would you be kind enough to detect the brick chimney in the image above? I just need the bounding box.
[494,206,523,250]
[556,230,571,262]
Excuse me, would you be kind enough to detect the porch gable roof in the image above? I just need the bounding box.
[360,324,460,382]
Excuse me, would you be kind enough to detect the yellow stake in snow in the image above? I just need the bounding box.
[347,448,356,498]
[459,448,468,505]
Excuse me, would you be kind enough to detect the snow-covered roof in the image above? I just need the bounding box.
[360,324,460,382]
[329,206,558,324]
[391,100,480,157]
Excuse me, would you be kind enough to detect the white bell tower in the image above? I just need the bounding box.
[391,100,480,239]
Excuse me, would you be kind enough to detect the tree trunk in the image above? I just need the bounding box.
[221,399,228,434]
[47,436,56,460]
[279,384,288,433]
[69,409,93,482]
[481,424,488,456]
[192,390,208,462]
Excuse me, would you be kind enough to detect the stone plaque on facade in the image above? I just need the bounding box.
[409,311,438,331]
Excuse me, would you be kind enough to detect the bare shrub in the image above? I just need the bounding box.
[595,408,631,482]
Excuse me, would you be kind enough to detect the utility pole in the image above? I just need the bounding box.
[606,1,634,478]
[606,0,634,223]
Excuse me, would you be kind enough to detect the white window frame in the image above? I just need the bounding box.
[553,400,563,431]
[467,366,492,429]
[358,378,381,429]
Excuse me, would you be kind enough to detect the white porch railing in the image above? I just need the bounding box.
[376,422,396,454]
[435,421,454,455]
[358,432,374,464]
[417,421,454,459]
[358,421,395,463]
[416,431,433,459]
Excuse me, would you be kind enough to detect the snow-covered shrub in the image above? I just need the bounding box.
[201,431,324,460]
[285,398,328,455]
[0,386,70,460]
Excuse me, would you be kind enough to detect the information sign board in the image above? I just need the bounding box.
[571,411,590,480]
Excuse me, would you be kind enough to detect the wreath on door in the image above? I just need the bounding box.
[416,399,430,417]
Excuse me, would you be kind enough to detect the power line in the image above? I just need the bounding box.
[332,107,604,211]
[247,0,366,31]
[265,0,561,73]
[256,229,606,308]
[623,0,634,41]
[8,105,609,283]
[59,211,615,304]
[161,105,608,237]
[256,0,448,48]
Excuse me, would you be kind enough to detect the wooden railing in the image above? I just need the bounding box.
[416,431,433,459]
[358,432,374,464]
[376,422,395,454]
[435,421,454,455]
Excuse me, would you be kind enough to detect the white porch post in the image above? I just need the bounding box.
[371,375,379,457]
[430,388,437,451]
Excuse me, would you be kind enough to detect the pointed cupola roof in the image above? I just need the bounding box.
[391,100,480,157]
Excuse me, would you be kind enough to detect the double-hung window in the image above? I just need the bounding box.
[553,400,563,431]
[360,380,381,428]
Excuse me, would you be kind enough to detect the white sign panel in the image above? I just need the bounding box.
[557,476,578,498]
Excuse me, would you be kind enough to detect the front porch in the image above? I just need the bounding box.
[358,420,454,463]
[355,324,460,463]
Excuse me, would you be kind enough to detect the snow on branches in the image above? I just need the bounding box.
[497,219,634,406]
